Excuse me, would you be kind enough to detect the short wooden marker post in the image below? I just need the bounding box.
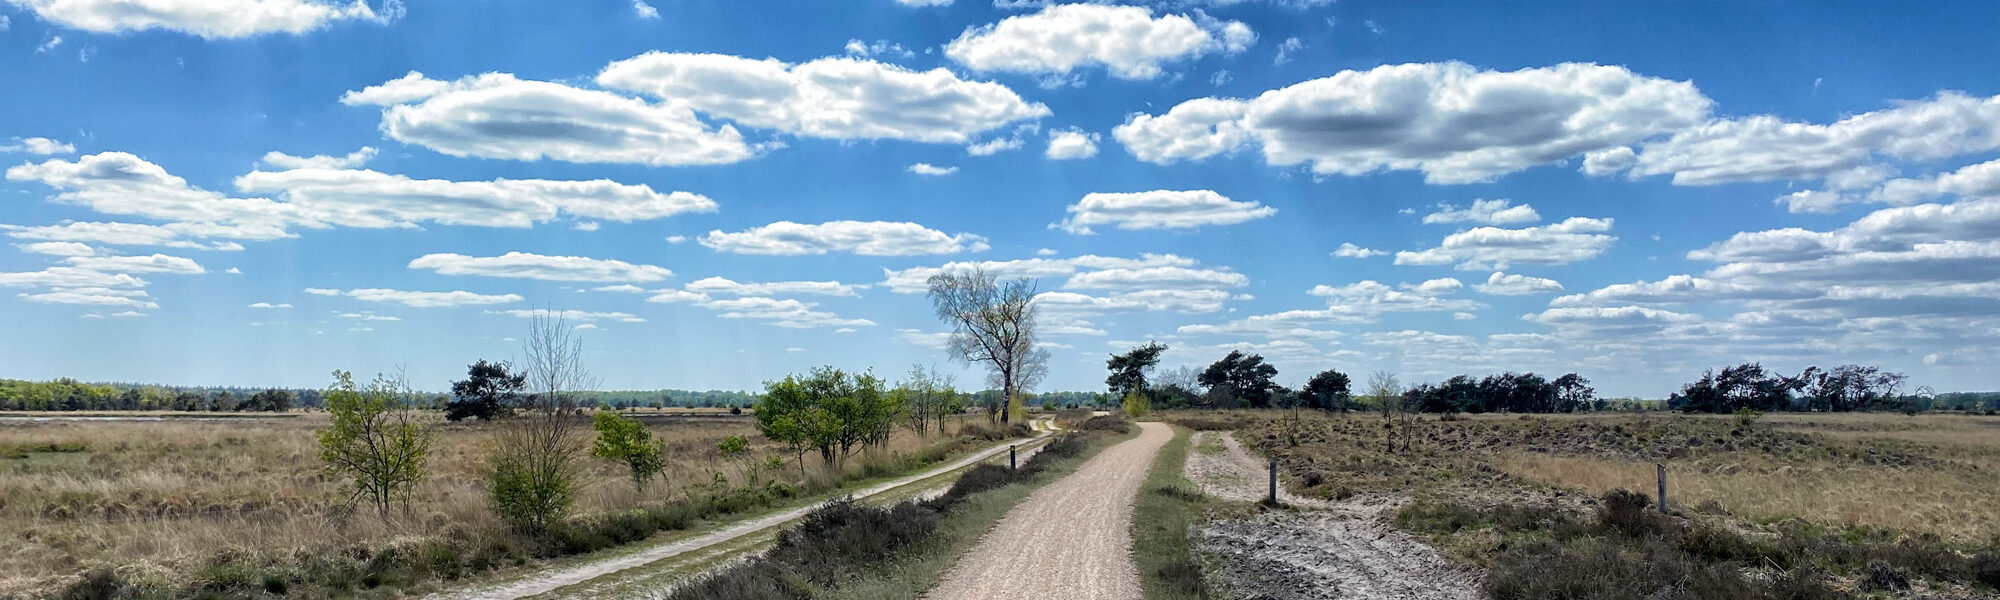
[1010,445,1017,470]
[1656,463,1668,514]
[1268,455,1279,505]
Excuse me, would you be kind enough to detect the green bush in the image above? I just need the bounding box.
[590,411,665,492]
[489,453,576,534]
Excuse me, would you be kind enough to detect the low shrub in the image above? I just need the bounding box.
[1414,488,2000,599]
[659,498,946,599]
[1975,552,2000,588]
[959,421,1032,441]
[768,499,941,586]
[1168,416,1247,431]
[929,464,1021,509]
[663,563,805,600]
[1078,415,1132,433]
[1861,560,1909,591]
[1026,433,1088,468]
[1596,489,1664,537]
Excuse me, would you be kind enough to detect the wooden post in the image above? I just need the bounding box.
[1268,455,1278,505]
[1656,463,1668,514]
[1010,444,1017,470]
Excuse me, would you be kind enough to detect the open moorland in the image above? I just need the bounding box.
[0,410,1013,598]
[1170,409,2000,599]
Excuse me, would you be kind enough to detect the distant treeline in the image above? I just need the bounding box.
[0,378,318,412]
[0,378,763,413]
[1669,363,1998,414]
[572,389,759,409]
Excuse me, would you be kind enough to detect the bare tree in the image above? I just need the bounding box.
[1367,370,1401,453]
[927,268,1046,425]
[899,364,957,436]
[488,311,598,533]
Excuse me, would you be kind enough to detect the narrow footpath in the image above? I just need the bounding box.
[428,419,1054,600]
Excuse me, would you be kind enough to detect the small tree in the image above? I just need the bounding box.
[897,365,956,436]
[591,411,665,491]
[318,370,435,517]
[489,312,595,533]
[1367,371,1401,453]
[718,434,759,485]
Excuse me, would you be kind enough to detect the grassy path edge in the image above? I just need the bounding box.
[1133,423,1211,600]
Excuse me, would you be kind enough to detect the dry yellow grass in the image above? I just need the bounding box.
[0,412,986,593]
[1491,412,2000,544]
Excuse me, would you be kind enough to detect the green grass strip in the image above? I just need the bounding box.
[1134,424,1210,600]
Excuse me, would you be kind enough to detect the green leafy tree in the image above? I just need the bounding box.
[1106,342,1167,398]
[317,370,436,517]
[1301,369,1352,413]
[448,359,526,422]
[1553,373,1595,412]
[591,411,665,491]
[927,267,1048,425]
[250,388,295,412]
[755,367,900,470]
[1199,350,1280,408]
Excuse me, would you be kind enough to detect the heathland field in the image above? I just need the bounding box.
[0,411,1004,597]
[1185,410,2000,599]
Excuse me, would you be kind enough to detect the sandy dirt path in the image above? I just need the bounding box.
[1184,431,1481,600]
[923,421,1171,600]
[429,418,1055,600]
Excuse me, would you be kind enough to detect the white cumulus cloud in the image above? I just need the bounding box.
[1055,189,1273,234]
[7,0,395,39]
[908,163,958,176]
[1395,217,1617,271]
[1421,199,1540,226]
[701,221,989,256]
[316,287,523,308]
[2,136,75,155]
[1474,272,1565,295]
[1045,127,1100,159]
[1330,242,1385,259]
[597,52,1048,144]
[409,252,673,282]
[1115,62,1712,184]
[945,4,1253,80]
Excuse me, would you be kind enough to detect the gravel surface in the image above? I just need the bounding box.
[1185,430,1482,600]
[924,422,1172,600]
[1199,512,1482,600]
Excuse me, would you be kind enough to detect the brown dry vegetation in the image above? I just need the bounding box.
[1168,409,2000,598]
[0,412,996,596]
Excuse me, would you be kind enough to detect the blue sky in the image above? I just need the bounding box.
[3,0,1998,397]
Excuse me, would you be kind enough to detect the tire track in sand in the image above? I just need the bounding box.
[1185,430,1482,600]
[924,422,1172,600]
